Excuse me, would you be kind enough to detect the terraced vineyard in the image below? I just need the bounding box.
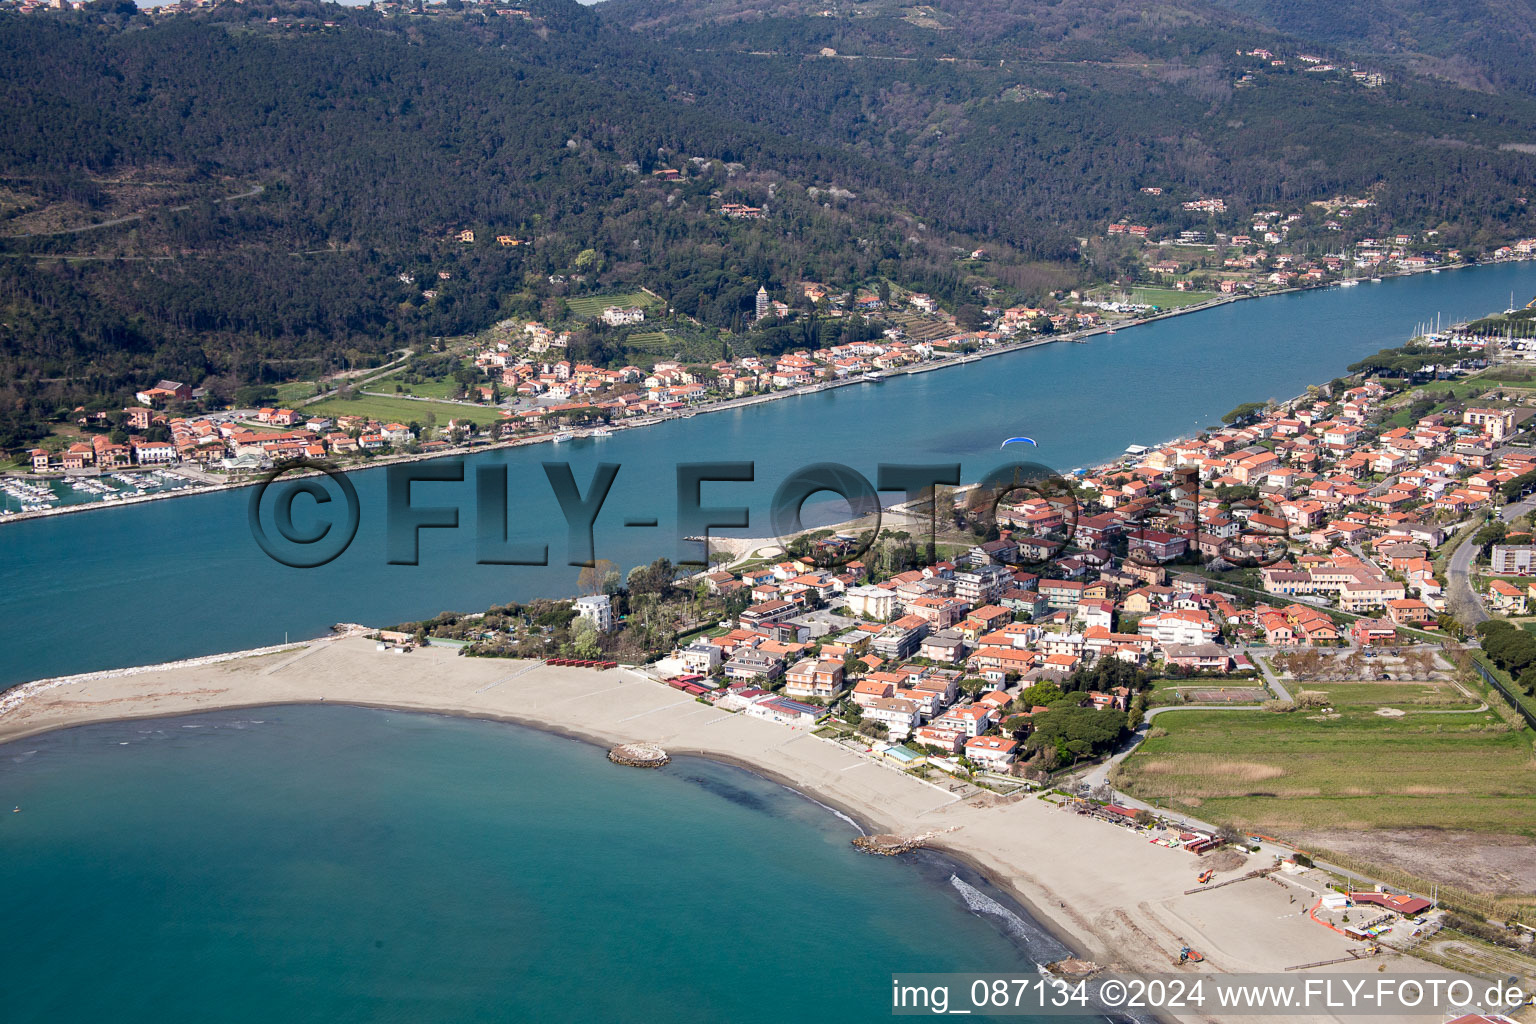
[565,291,662,320]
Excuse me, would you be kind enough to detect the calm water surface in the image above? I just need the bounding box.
[0,706,1066,1023]
[1,263,1533,685]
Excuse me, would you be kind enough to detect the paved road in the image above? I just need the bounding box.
[1239,645,1292,702]
[1447,498,1536,627]
[1500,497,1536,524]
[1446,519,1492,626]
[9,184,265,238]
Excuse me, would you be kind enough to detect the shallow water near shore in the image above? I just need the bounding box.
[1,704,1074,1023]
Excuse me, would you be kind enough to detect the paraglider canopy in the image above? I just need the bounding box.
[999,436,1037,449]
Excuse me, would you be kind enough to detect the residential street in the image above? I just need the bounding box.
[1446,497,1536,627]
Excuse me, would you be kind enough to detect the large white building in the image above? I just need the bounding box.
[845,585,896,621]
[1491,544,1536,575]
[679,641,722,675]
[574,594,615,633]
[1136,609,1218,647]
[863,697,920,739]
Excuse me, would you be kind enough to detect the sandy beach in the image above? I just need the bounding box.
[0,635,1471,1024]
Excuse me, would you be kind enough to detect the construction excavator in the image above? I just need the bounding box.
[1197,869,1214,885]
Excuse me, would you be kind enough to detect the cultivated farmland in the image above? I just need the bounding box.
[1117,677,1535,837]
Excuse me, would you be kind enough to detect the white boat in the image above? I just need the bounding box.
[859,373,882,383]
[589,427,614,438]
[1339,279,1359,287]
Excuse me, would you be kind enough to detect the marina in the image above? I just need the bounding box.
[0,468,202,517]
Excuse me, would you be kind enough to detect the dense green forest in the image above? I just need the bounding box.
[0,0,1533,446]
[1213,0,1536,93]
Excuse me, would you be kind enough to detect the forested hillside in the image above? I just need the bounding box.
[1212,0,1536,92]
[0,0,1533,446]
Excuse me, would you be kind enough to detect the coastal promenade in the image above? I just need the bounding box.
[0,636,1458,1023]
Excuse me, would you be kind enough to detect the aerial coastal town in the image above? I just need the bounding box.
[343,299,1536,990]
[12,0,1536,1019]
[504,323,1533,728]
[11,236,1536,518]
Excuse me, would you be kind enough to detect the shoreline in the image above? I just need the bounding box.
[4,691,1102,1003]
[3,259,1502,529]
[0,646,1090,963]
[0,636,1450,1023]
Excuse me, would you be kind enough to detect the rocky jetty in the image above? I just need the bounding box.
[607,743,670,768]
[1043,958,1103,978]
[852,825,959,856]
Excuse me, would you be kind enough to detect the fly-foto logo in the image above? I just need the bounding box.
[246,458,1080,570]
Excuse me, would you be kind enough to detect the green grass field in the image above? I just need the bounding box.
[1471,653,1536,725]
[1118,680,1536,835]
[565,291,661,319]
[1129,286,1216,309]
[271,379,324,406]
[307,393,505,427]
[374,373,465,400]
[1383,375,1496,404]
[1476,366,1536,388]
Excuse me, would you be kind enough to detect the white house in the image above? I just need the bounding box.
[964,735,1019,768]
[863,696,921,739]
[574,594,615,633]
[601,306,645,327]
[1137,609,1218,647]
[679,641,722,675]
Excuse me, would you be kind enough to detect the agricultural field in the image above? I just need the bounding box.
[306,393,506,427]
[882,310,959,342]
[565,290,661,320]
[1117,676,1535,838]
[620,327,723,363]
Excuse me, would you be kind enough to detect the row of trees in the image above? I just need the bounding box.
[1474,620,1536,695]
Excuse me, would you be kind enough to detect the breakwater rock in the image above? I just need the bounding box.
[608,743,670,767]
[852,826,959,856]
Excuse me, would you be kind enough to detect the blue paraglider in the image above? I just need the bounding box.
[999,436,1037,449]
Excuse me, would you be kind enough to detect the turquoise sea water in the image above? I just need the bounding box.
[1,262,1534,686]
[0,706,1069,1023]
